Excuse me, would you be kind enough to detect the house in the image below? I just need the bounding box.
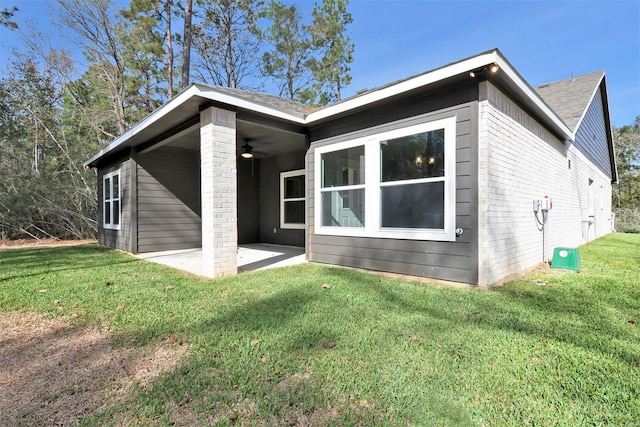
[85,49,616,286]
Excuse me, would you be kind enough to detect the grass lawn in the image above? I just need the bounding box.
[1,233,639,426]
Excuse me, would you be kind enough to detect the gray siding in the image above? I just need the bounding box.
[238,154,260,244]
[259,150,306,247]
[308,80,478,142]
[307,94,479,284]
[573,86,614,179]
[97,159,133,252]
[135,147,201,252]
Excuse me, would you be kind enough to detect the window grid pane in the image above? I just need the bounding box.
[381,129,445,182]
[113,174,119,198]
[113,200,120,225]
[321,146,365,188]
[105,201,111,224]
[284,175,304,199]
[380,181,444,229]
[321,189,365,227]
[104,177,111,201]
[284,200,305,224]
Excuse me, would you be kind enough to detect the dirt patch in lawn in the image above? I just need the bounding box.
[0,239,97,250]
[0,311,188,426]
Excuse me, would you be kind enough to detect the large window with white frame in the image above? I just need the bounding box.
[280,169,305,229]
[314,116,456,241]
[103,170,121,230]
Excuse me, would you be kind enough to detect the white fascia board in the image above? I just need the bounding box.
[85,84,306,167]
[84,85,202,167]
[494,55,574,141]
[85,50,576,168]
[195,85,307,124]
[304,51,573,142]
[305,52,498,123]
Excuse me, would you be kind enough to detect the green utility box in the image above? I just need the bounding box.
[551,247,580,272]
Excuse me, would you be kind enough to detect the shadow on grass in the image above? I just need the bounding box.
[302,266,640,368]
[5,237,637,424]
[0,244,138,282]
[115,267,475,424]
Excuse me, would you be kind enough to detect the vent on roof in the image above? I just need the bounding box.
[355,88,368,95]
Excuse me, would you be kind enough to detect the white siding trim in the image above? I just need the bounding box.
[280,169,306,229]
[102,169,121,230]
[314,116,457,241]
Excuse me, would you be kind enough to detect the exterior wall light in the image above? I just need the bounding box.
[469,63,499,78]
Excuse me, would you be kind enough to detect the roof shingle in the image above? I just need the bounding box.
[198,84,315,117]
[534,70,604,132]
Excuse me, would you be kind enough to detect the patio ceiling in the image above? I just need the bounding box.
[159,118,307,159]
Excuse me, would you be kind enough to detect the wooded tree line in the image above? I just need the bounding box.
[613,116,640,233]
[0,0,353,240]
[1,3,638,240]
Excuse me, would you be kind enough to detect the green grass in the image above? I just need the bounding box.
[1,233,639,426]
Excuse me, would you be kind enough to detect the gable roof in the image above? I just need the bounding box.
[535,71,617,182]
[85,49,591,168]
[534,70,605,132]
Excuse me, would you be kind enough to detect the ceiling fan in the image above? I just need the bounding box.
[240,138,267,159]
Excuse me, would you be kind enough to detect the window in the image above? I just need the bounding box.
[280,169,305,229]
[320,146,365,227]
[103,170,121,230]
[314,116,456,241]
[380,128,446,229]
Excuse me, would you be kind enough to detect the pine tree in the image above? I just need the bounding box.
[310,0,354,104]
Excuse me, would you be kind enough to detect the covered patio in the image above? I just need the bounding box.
[135,243,306,277]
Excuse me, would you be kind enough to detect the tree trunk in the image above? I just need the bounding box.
[181,0,192,89]
[166,0,174,99]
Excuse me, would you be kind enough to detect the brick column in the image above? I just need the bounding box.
[200,106,237,277]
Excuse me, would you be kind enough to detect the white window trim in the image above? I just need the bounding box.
[314,116,457,241]
[280,169,306,229]
[103,169,121,230]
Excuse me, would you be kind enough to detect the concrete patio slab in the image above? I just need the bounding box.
[135,244,306,277]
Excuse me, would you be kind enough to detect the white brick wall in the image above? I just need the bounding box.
[478,83,613,285]
[200,106,238,277]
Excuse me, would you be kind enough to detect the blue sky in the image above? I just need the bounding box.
[1,0,638,126]
[345,0,639,127]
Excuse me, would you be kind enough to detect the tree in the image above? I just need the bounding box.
[259,0,314,101]
[192,0,262,89]
[57,0,128,135]
[181,0,193,89]
[0,6,18,30]
[121,0,176,103]
[310,0,354,104]
[614,116,640,208]
[0,56,99,239]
